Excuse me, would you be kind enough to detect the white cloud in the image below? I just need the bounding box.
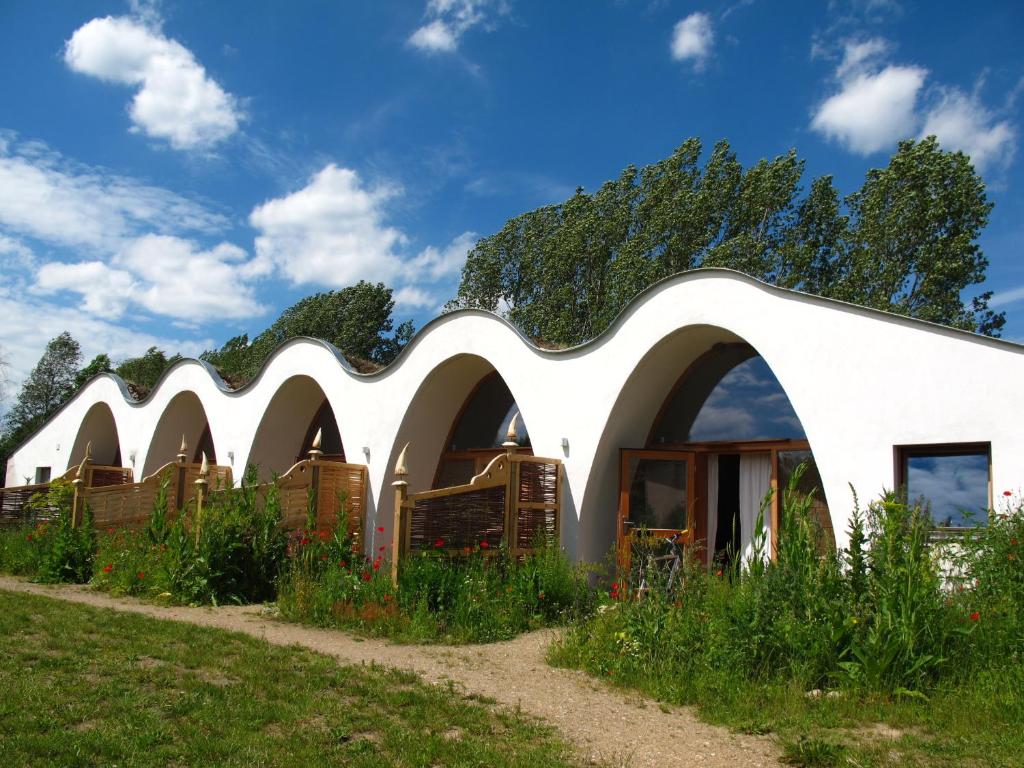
[670,12,714,70]
[920,87,1016,172]
[64,14,242,150]
[0,287,211,390]
[409,231,476,281]
[812,63,926,154]
[987,284,1024,309]
[407,0,507,54]
[393,285,438,310]
[409,20,458,53]
[34,235,265,322]
[812,38,1017,168]
[250,164,407,287]
[0,134,226,253]
[0,235,35,272]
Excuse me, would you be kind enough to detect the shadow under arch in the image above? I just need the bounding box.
[246,375,345,482]
[383,354,539,491]
[67,401,122,470]
[142,391,217,477]
[578,324,832,564]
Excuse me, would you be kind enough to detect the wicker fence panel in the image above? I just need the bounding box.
[317,463,367,535]
[0,485,52,527]
[514,458,560,550]
[87,466,134,488]
[86,482,160,529]
[409,484,506,553]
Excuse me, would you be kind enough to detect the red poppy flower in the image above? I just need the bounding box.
[319,530,330,541]
[25,534,32,542]
[1009,554,1017,561]
[300,537,311,546]
[373,561,381,571]
[480,541,489,549]
[970,611,980,621]
[1004,490,1013,497]
[434,538,445,548]
[538,592,545,600]
[384,594,393,602]
[361,572,372,582]
[137,571,145,579]
[103,563,113,574]
[377,526,385,533]
[378,545,386,552]
[715,569,723,578]
[338,560,347,568]
[1011,539,1019,547]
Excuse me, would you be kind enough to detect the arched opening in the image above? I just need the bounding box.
[621,340,833,568]
[142,391,216,477]
[68,402,122,470]
[246,376,344,482]
[434,370,532,488]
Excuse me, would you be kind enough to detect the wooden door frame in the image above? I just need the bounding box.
[617,448,697,558]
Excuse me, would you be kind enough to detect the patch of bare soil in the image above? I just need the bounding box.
[0,577,780,768]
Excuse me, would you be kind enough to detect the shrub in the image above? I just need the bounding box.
[0,481,95,583]
[93,469,287,605]
[278,520,593,643]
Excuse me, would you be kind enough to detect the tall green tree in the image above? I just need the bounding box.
[1,332,82,462]
[449,136,1002,345]
[204,281,414,381]
[75,353,114,389]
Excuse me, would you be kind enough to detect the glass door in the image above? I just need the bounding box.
[618,449,696,565]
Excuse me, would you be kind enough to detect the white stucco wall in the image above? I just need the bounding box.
[9,270,1024,560]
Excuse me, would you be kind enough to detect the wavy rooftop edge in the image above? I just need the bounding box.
[16,268,1024,455]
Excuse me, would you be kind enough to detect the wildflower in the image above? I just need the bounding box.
[319,530,330,541]
[434,538,445,548]
[373,561,381,572]
[26,534,32,542]
[361,572,372,582]
[970,611,980,621]
[137,571,145,580]
[338,560,347,568]
[480,541,489,549]
[300,537,311,546]
[538,592,545,600]
[377,526,385,533]
[383,594,393,603]
[378,545,386,552]
[1004,490,1013,497]
[715,569,723,578]
[321,554,328,561]
[102,563,113,574]
[1011,538,1019,547]
[1009,553,1017,561]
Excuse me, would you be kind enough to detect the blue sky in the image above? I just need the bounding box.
[0,0,1021,389]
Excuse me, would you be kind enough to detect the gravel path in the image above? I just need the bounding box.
[0,576,780,768]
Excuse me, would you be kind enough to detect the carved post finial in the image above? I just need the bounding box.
[502,411,521,450]
[71,455,87,529]
[393,442,409,480]
[75,454,89,481]
[178,434,188,464]
[199,451,209,477]
[308,427,324,462]
[84,441,92,462]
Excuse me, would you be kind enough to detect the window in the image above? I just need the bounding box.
[895,443,991,528]
[34,467,51,484]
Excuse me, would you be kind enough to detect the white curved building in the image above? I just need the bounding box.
[7,270,1020,562]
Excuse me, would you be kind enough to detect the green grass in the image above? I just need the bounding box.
[0,589,579,768]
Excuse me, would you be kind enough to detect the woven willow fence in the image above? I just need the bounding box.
[0,464,131,527]
[273,457,368,536]
[390,446,562,584]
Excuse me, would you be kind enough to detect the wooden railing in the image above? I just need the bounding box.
[391,445,562,583]
[273,457,368,537]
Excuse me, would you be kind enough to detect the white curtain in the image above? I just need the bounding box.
[739,452,772,564]
[706,454,719,560]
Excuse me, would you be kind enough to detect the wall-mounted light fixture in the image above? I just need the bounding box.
[362,446,371,461]
[560,437,569,450]
[128,449,137,467]
[227,450,235,466]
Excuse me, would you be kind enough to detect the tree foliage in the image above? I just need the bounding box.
[203,281,414,381]
[1,332,82,464]
[114,347,182,393]
[75,354,114,389]
[449,136,1001,345]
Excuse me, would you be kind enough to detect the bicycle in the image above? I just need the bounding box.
[623,522,686,599]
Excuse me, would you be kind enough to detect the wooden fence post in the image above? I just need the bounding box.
[391,442,410,586]
[71,454,88,529]
[193,452,208,545]
[307,428,323,528]
[176,435,188,511]
[502,412,521,552]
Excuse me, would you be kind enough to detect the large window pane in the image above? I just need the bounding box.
[904,451,990,527]
[627,457,688,530]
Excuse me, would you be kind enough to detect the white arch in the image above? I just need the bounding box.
[67,401,121,470]
[142,390,215,477]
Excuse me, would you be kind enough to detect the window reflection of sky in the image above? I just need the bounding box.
[907,454,989,527]
[688,357,805,441]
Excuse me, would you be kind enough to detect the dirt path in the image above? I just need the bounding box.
[0,576,779,768]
